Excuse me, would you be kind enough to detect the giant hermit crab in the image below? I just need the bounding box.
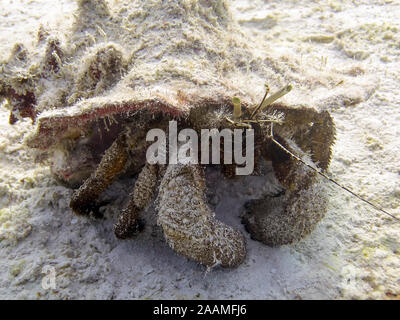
[0,0,338,268]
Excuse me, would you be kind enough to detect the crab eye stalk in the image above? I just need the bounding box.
[232,96,242,121]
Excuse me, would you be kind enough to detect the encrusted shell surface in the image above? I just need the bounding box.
[0,0,373,152]
[0,0,268,147]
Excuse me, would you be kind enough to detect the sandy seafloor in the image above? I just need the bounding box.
[0,0,399,299]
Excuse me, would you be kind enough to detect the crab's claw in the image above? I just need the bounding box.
[242,177,328,246]
[242,105,335,246]
[156,164,246,268]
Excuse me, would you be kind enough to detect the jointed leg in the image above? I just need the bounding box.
[70,133,128,215]
[243,130,328,246]
[114,163,159,239]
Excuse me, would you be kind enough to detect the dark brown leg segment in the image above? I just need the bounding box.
[70,133,128,215]
[114,163,159,239]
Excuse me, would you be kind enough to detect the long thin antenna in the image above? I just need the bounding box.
[270,132,400,222]
[250,84,270,119]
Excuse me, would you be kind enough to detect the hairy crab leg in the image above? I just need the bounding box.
[242,134,327,246]
[70,133,128,215]
[242,179,327,246]
[156,164,246,268]
[114,163,159,239]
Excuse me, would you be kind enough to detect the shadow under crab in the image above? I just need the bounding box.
[0,0,336,268]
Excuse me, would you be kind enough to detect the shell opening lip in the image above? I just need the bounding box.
[27,91,240,150]
[27,99,185,150]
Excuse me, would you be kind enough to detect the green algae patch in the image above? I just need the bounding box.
[335,23,400,60]
[9,259,27,277]
[0,206,32,244]
[304,34,335,44]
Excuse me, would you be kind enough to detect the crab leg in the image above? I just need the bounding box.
[242,178,327,246]
[114,163,159,239]
[70,133,128,215]
[156,164,246,268]
[242,134,327,246]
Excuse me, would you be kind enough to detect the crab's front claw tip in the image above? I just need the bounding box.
[242,182,327,247]
[210,223,246,268]
[241,195,306,247]
[161,219,246,269]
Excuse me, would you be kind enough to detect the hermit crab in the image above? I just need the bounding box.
[0,0,338,268]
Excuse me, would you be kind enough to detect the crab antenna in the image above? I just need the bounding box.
[232,97,242,121]
[250,84,292,119]
[270,135,400,223]
[250,84,270,119]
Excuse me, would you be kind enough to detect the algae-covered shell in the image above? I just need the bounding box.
[1,0,302,150]
[0,0,372,153]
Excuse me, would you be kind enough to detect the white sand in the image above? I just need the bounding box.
[0,0,399,299]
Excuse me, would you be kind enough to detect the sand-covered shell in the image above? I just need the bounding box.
[0,0,371,151]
